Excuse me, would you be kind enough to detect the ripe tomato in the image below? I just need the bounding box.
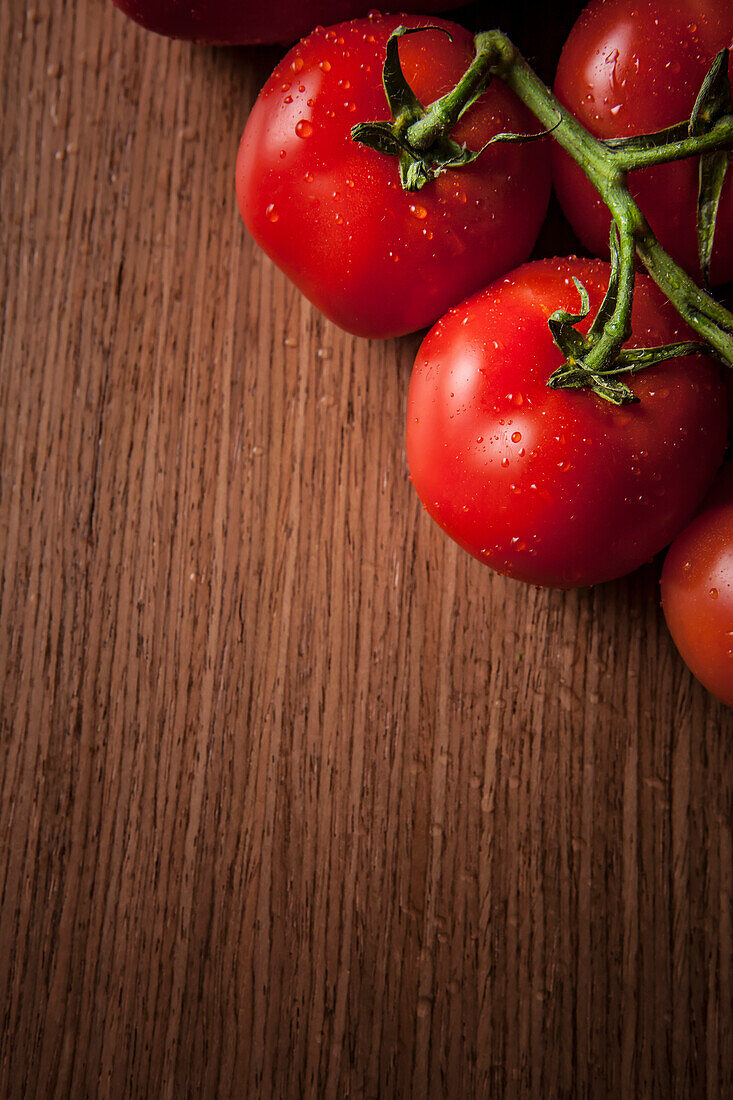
[111,0,462,44]
[661,462,733,706]
[406,258,728,588]
[235,14,552,338]
[553,0,733,285]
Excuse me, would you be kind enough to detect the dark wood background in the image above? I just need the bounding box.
[2,1,732,1095]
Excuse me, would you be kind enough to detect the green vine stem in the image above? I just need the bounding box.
[491,35,733,373]
[353,27,733,403]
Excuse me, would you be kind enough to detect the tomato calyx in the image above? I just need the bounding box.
[548,229,712,405]
[351,26,550,192]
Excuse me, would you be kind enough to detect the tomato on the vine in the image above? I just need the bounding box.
[553,0,733,285]
[406,258,728,588]
[235,13,552,338]
[661,461,733,706]
[111,0,462,44]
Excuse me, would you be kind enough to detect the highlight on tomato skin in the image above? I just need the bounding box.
[552,0,733,285]
[111,0,464,44]
[406,257,729,589]
[661,463,733,707]
[235,13,552,339]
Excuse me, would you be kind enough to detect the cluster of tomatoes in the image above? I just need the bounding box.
[113,0,733,707]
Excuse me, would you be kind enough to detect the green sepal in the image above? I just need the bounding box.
[612,341,713,371]
[604,120,689,154]
[689,49,731,136]
[688,49,733,284]
[554,276,590,326]
[381,26,430,124]
[351,121,404,158]
[588,226,623,340]
[477,122,560,150]
[548,277,591,360]
[698,149,731,284]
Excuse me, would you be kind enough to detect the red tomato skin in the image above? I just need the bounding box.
[406,258,728,588]
[661,463,733,706]
[112,0,463,44]
[553,0,733,285]
[236,15,552,338]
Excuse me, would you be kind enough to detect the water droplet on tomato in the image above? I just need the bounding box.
[511,431,522,443]
[295,119,314,138]
[710,587,719,599]
[410,203,428,220]
[283,94,293,104]
[319,59,331,72]
[265,204,279,222]
[290,57,304,73]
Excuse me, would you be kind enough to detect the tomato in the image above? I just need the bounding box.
[111,0,463,44]
[661,461,733,706]
[235,14,552,338]
[553,0,733,285]
[406,257,728,588]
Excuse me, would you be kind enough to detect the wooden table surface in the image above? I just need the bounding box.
[2,1,733,1096]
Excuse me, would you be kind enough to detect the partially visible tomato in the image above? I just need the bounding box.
[236,14,552,338]
[111,0,463,44]
[406,258,728,588]
[661,461,733,706]
[553,0,733,284]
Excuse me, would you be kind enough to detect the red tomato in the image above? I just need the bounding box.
[553,0,733,285]
[661,462,733,706]
[235,14,552,338]
[111,0,463,43]
[406,258,728,588]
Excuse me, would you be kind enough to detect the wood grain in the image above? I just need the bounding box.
[1,2,732,1096]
